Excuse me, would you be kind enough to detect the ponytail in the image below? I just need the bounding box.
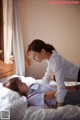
[45,44,56,53]
[27,39,56,53]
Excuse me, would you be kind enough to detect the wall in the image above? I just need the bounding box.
[19,0,80,78]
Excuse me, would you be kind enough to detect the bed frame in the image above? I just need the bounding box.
[0,60,15,78]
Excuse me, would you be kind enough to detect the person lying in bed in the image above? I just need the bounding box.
[3,77,80,108]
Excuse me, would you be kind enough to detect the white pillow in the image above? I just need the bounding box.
[0,85,28,120]
[11,75,37,87]
[5,96,28,120]
[0,85,20,110]
[21,77,37,87]
[0,76,11,83]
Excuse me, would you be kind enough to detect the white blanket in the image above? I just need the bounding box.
[23,105,80,120]
[0,84,28,120]
[6,96,28,120]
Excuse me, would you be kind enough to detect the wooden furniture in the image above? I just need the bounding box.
[0,60,15,78]
[0,50,2,55]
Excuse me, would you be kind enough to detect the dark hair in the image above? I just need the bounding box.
[3,77,21,92]
[27,39,56,54]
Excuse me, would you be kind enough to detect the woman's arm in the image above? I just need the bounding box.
[42,62,52,84]
[44,90,62,108]
[44,85,80,101]
[44,85,80,108]
[56,85,80,107]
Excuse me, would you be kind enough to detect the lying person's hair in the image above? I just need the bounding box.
[3,77,21,93]
[3,77,28,96]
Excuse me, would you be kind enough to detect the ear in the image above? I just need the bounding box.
[41,49,45,54]
[5,82,10,87]
[4,82,11,88]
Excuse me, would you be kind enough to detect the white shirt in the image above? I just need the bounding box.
[42,51,80,103]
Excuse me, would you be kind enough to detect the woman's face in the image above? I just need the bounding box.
[18,80,29,96]
[29,50,45,63]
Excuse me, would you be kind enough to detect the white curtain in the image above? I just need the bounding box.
[13,0,25,76]
[3,0,13,63]
[3,0,25,76]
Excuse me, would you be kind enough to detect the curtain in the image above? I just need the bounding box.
[13,0,25,76]
[3,0,25,76]
[3,0,13,63]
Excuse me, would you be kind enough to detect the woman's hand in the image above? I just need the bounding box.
[56,102,63,107]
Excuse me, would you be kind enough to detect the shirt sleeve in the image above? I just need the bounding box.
[55,82,67,103]
[51,54,67,103]
[42,61,52,84]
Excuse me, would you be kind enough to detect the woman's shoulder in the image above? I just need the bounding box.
[49,51,65,68]
[50,51,61,62]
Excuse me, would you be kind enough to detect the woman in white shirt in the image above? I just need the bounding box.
[27,39,80,107]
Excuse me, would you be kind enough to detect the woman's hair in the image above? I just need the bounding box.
[27,39,56,54]
[3,77,21,92]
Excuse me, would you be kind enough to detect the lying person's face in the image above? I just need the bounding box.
[4,78,29,96]
[17,80,29,96]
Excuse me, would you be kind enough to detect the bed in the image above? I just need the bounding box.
[0,76,80,120]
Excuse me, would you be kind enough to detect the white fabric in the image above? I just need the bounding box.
[0,85,20,110]
[13,0,25,76]
[42,51,79,103]
[23,105,80,120]
[3,0,13,63]
[3,0,25,75]
[0,84,28,120]
[0,76,11,83]
[5,96,28,120]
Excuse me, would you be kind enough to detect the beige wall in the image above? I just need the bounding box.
[19,0,80,78]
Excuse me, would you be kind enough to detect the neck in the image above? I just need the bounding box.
[45,52,53,60]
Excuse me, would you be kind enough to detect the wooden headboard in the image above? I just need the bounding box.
[0,60,15,78]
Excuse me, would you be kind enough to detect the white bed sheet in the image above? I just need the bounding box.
[37,79,80,87]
